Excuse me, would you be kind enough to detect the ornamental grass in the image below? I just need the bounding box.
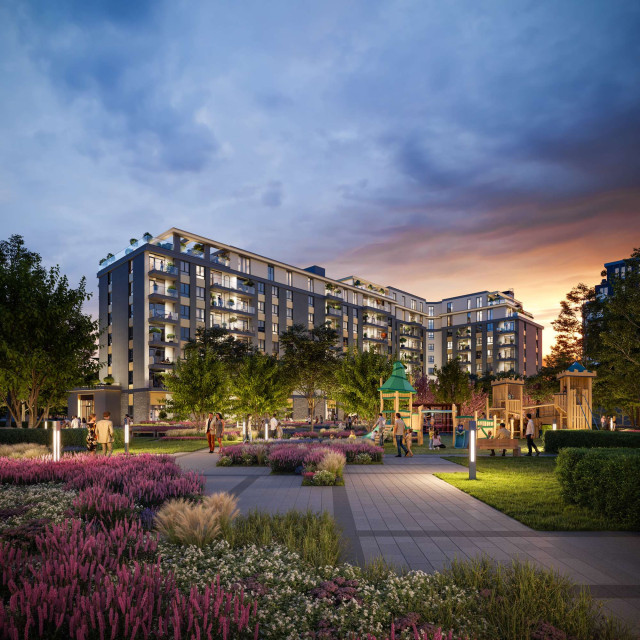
[0,443,49,459]
[317,451,347,478]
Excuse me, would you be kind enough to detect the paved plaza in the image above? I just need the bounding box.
[177,450,640,633]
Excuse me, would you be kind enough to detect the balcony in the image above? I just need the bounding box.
[149,260,179,276]
[399,343,420,352]
[457,345,472,351]
[149,333,178,345]
[497,354,517,361]
[497,325,516,334]
[211,299,256,315]
[149,378,167,390]
[149,284,178,300]
[362,317,387,328]
[325,287,343,300]
[363,335,387,344]
[149,355,174,366]
[148,309,179,323]
[229,325,255,337]
[327,307,342,317]
[210,254,230,267]
[211,276,255,295]
[99,235,174,269]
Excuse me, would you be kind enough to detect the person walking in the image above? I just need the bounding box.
[205,412,215,453]
[95,411,114,456]
[86,413,97,454]
[393,412,409,457]
[215,412,225,452]
[373,413,386,448]
[525,413,540,456]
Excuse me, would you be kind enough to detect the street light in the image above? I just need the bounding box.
[469,420,477,480]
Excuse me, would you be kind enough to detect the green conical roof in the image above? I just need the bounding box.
[567,361,586,372]
[379,361,416,393]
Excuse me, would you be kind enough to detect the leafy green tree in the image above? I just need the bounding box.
[0,235,99,428]
[414,374,437,404]
[587,248,640,424]
[524,366,559,404]
[547,283,594,370]
[233,351,293,430]
[334,348,393,426]
[280,323,339,427]
[433,357,471,405]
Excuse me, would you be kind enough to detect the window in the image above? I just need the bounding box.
[272,342,279,354]
[287,271,292,286]
[467,299,471,310]
[180,305,190,319]
[239,257,251,274]
[258,320,265,332]
[420,302,423,312]
[487,323,493,331]
[352,307,358,317]
[257,282,265,294]
[180,327,191,341]
[447,316,452,327]
[477,310,483,322]
[128,305,134,319]
[308,313,314,324]
[487,335,494,345]
[272,304,279,315]
[447,341,453,350]
[108,333,113,346]
[343,320,348,331]
[196,286,205,300]
[272,323,279,334]
[428,355,434,363]
[272,286,279,298]
[286,289,292,300]
[128,326,133,340]
[447,302,452,313]
[428,367,434,375]
[258,339,265,351]
[196,308,205,322]
[507,308,513,317]
[307,278,313,292]
[268,265,275,281]
[428,331,434,339]
[128,282,132,296]
[411,299,416,310]
[428,343,434,351]
[196,265,205,278]
[476,296,482,307]
[428,305,434,316]
[427,319,434,329]
[258,301,265,313]
[308,295,314,307]
[128,349,133,362]
[128,371,133,385]
[402,295,406,307]
[488,309,493,320]
[128,260,133,274]
[107,292,112,305]
[180,283,190,297]
[107,272,112,285]
[476,351,482,359]
[180,261,190,274]
[286,308,293,318]
[487,348,493,357]
[392,292,397,300]
[107,353,112,366]
[466,312,471,324]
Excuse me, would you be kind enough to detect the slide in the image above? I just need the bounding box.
[454,429,469,448]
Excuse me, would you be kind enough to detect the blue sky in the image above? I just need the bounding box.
[1,0,639,352]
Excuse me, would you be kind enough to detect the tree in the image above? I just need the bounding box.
[0,236,100,428]
[233,352,293,430]
[334,348,393,426]
[524,366,559,404]
[280,323,339,428]
[414,374,437,404]
[460,385,489,416]
[433,357,471,405]
[587,248,640,424]
[547,283,594,370]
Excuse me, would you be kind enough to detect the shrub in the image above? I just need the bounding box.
[556,447,640,528]
[317,451,346,477]
[73,485,135,525]
[313,470,337,486]
[0,426,125,449]
[353,452,373,464]
[217,455,232,466]
[544,429,640,454]
[0,443,49,459]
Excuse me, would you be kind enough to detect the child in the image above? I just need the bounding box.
[428,422,435,450]
[432,429,446,449]
[404,429,414,457]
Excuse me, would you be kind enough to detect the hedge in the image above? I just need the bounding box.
[556,447,640,529]
[543,429,640,454]
[0,427,125,449]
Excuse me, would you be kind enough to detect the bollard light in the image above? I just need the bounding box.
[52,421,61,462]
[242,420,246,441]
[552,421,557,431]
[264,422,269,441]
[468,420,477,480]
[124,421,130,454]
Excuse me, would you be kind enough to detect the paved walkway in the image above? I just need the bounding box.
[177,450,640,634]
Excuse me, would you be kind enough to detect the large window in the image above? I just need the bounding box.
[428,306,434,316]
[272,322,279,334]
[180,327,191,341]
[287,271,292,286]
[180,261,190,274]
[446,302,452,313]
[272,286,279,298]
[268,265,275,281]
[180,305,190,319]
[427,319,434,330]
[196,265,205,278]
[272,304,279,315]
[196,286,205,300]
[239,257,251,274]
[257,282,265,294]
[308,295,314,307]
[180,283,190,297]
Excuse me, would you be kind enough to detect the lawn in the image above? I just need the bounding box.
[112,438,208,454]
[381,434,544,455]
[435,456,629,531]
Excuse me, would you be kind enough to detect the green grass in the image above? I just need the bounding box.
[435,456,629,531]
[381,434,544,455]
[112,439,208,454]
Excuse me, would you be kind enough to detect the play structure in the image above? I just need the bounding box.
[364,361,424,445]
[486,362,597,437]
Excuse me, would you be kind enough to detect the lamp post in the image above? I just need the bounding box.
[52,421,61,462]
[468,420,477,480]
[124,419,130,454]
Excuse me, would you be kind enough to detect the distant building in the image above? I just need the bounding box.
[68,229,543,422]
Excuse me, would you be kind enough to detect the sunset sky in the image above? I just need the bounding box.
[1,1,639,355]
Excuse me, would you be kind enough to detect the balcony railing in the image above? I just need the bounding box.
[149,379,167,389]
[149,333,177,344]
[362,317,387,328]
[100,235,174,268]
[497,354,517,361]
[149,284,178,298]
[149,355,174,365]
[400,343,420,351]
[327,307,342,317]
[363,335,387,343]
[149,260,178,275]
[211,299,255,314]
[497,325,516,333]
[210,254,230,267]
[149,310,178,321]
[211,276,255,295]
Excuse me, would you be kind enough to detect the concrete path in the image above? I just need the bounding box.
[177,450,640,634]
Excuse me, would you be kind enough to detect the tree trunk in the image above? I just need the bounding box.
[307,395,316,431]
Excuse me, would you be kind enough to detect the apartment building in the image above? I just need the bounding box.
[74,228,542,422]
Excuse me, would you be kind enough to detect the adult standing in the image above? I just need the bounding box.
[215,412,225,452]
[600,414,607,430]
[270,414,279,438]
[610,415,617,431]
[86,413,97,454]
[525,413,540,456]
[95,411,114,456]
[393,412,409,458]
[373,413,386,447]
[205,412,215,453]
[70,415,80,429]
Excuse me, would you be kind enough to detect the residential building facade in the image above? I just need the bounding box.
[76,228,543,422]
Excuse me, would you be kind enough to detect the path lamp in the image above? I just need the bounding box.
[552,421,557,431]
[264,421,269,441]
[468,420,477,480]
[124,421,130,454]
[52,421,61,462]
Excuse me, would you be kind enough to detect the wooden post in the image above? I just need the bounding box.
[452,404,457,432]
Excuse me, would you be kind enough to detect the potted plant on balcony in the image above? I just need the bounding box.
[143,232,152,241]
[362,314,369,322]
[99,258,107,265]
[167,285,177,293]
[129,238,138,246]
[166,334,175,341]
[242,278,255,287]
[149,327,161,335]
[228,299,235,307]
[193,243,204,254]
[399,337,407,345]
[354,279,361,286]
[103,375,115,385]
[229,317,238,323]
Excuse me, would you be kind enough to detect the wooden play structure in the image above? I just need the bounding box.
[371,361,424,445]
[486,362,597,437]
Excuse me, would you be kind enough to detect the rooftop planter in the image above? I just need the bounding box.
[103,375,115,385]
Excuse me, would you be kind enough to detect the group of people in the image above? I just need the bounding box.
[600,414,617,431]
[85,411,115,455]
[204,413,225,453]
[373,412,417,458]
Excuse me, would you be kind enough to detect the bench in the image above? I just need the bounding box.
[477,438,521,456]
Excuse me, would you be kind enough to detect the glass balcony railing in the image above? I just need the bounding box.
[210,254,230,267]
[149,379,167,389]
[149,309,178,321]
[362,317,387,328]
[211,299,255,314]
[149,260,178,275]
[149,333,177,344]
[149,284,178,297]
[149,355,174,365]
[327,307,342,317]
[100,235,174,268]
[211,276,255,295]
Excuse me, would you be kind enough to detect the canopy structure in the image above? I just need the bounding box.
[378,361,416,394]
[379,361,416,419]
